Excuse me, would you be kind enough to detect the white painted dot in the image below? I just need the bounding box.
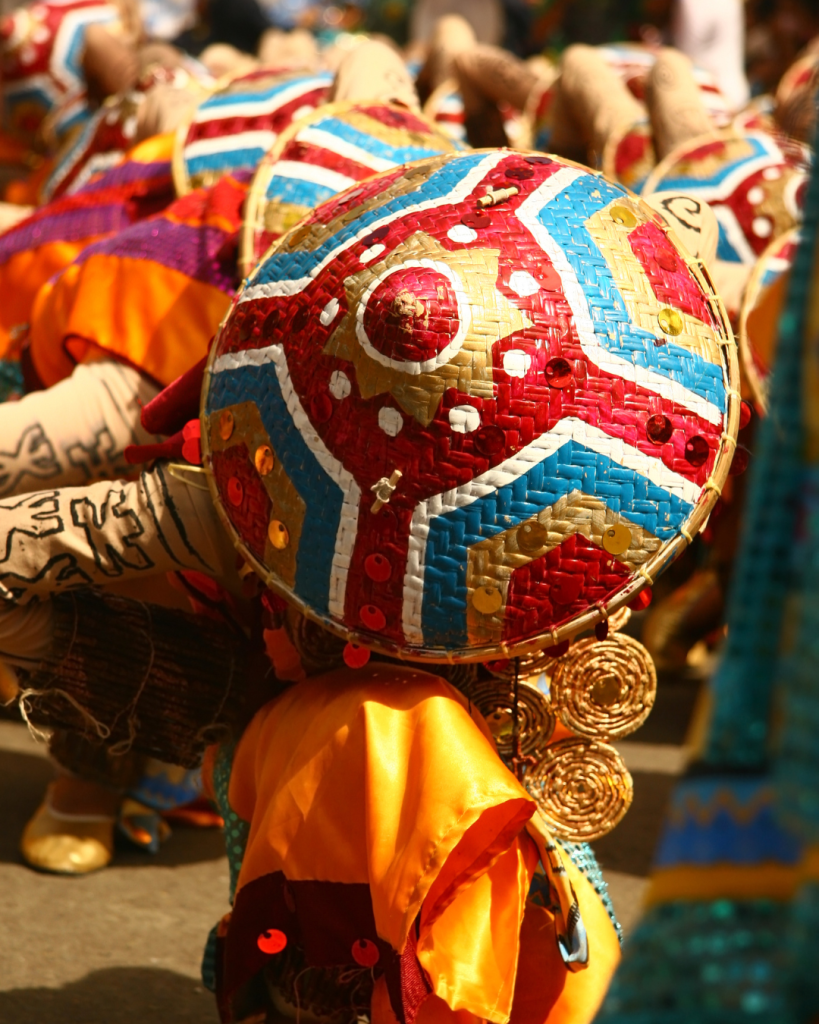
[329,370,351,400]
[378,406,403,437]
[752,216,773,238]
[20,45,35,66]
[747,186,765,205]
[32,26,49,44]
[762,166,782,181]
[508,271,540,298]
[449,405,481,433]
[320,297,340,326]
[502,349,532,378]
[447,224,477,244]
[122,115,137,140]
[360,243,385,264]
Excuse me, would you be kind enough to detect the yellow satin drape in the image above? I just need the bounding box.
[226,664,621,1024]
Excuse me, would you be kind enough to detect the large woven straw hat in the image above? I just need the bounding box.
[173,68,333,195]
[202,149,740,663]
[240,99,465,277]
[0,0,133,144]
[642,128,810,266]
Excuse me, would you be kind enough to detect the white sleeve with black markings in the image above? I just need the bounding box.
[0,360,159,499]
[0,462,238,604]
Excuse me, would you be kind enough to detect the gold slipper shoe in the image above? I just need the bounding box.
[21,798,114,875]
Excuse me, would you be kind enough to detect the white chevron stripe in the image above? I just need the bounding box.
[401,415,698,643]
[296,125,396,173]
[239,150,508,302]
[515,166,725,426]
[184,130,276,161]
[269,159,356,194]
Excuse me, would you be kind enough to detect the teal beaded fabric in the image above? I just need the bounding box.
[201,742,250,993]
[595,115,819,1023]
[558,839,622,943]
[0,359,23,402]
[211,741,249,902]
[600,900,794,1021]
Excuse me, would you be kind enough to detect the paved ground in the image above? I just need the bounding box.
[0,673,699,1023]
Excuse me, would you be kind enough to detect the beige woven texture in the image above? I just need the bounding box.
[646,48,716,159]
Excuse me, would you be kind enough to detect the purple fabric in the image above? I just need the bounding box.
[0,203,134,265]
[73,218,236,293]
[77,159,171,194]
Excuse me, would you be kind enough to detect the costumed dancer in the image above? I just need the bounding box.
[596,111,819,1024]
[0,41,464,872]
[0,146,740,1021]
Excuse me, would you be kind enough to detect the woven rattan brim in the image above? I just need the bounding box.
[641,127,737,198]
[201,148,742,665]
[738,226,800,415]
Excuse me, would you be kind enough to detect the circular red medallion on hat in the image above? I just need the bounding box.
[360,266,462,371]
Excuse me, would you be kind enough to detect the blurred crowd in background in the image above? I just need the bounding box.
[33,0,816,102]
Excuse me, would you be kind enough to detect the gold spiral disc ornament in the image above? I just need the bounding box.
[549,633,657,740]
[526,738,633,842]
[460,677,555,760]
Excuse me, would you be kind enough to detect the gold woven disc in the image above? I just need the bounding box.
[460,677,555,759]
[549,633,656,740]
[526,737,633,842]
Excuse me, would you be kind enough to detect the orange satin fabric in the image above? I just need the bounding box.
[30,248,232,387]
[227,664,620,1024]
[0,134,175,362]
[230,664,536,1022]
[29,173,243,388]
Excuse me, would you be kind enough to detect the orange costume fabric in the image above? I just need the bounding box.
[0,134,175,359]
[214,664,620,1024]
[28,172,246,389]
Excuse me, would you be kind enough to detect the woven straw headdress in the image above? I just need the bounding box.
[202,148,739,664]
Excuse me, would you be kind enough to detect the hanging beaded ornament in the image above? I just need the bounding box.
[240,100,464,277]
[173,68,333,194]
[738,227,800,416]
[0,0,133,145]
[201,148,740,664]
[642,128,811,266]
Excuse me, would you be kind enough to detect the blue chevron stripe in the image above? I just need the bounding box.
[247,151,493,289]
[309,115,453,165]
[263,173,337,208]
[653,134,772,191]
[532,172,726,408]
[198,74,331,112]
[206,364,340,615]
[186,145,269,178]
[420,437,692,647]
